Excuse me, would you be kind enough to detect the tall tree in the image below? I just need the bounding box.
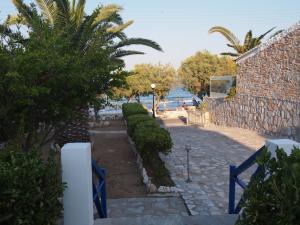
[178,51,236,98]
[208,26,276,57]
[113,64,176,112]
[3,0,163,148]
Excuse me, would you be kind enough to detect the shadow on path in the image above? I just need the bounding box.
[91,120,146,199]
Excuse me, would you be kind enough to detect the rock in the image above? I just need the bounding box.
[147,183,157,193]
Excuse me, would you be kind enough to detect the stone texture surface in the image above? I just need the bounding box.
[106,197,188,218]
[205,22,300,141]
[160,120,267,215]
[95,214,238,225]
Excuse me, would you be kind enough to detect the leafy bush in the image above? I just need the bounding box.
[226,77,236,100]
[197,102,208,111]
[133,123,173,186]
[123,106,174,186]
[127,114,156,136]
[122,103,148,119]
[133,124,173,156]
[236,147,300,225]
[0,146,65,225]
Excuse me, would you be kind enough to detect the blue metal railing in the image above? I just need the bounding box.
[92,160,107,218]
[228,146,264,214]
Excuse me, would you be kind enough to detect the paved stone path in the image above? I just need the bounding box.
[107,197,188,218]
[160,120,268,215]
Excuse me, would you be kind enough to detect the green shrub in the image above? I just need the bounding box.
[122,103,148,119]
[127,114,155,137]
[142,151,174,187]
[133,125,173,156]
[236,147,300,225]
[0,146,65,225]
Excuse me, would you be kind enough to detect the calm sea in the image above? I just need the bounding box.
[97,87,197,115]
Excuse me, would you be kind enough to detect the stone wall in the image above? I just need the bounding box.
[205,22,300,140]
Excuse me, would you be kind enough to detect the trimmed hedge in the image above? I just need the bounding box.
[133,125,172,156]
[122,103,148,119]
[127,114,155,137]
[122,102,174,186]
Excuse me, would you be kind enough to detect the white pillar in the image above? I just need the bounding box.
[265,139,300,158]
[61,143,94,225]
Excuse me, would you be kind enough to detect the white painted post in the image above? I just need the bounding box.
[265,139,300,158]
[61,143,94,225]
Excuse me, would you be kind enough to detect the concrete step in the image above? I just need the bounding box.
[105,197,188,218]
[94,214,238,225]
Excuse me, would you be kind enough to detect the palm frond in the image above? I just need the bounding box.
[53,0,70,23]
[220,52,240,57]
[209,26,241,50]
[114,38,163,52]
[12,0,38,25]
[112,50,145,58]
[92,4,123,26]
[5,14,28,26]
[256,27,276,42]
[226,44,235,48]
[74,0,86,27]
[270,29,284,38]
[106,20,133,34]
[35,0,58,25]
[243,30,252,49]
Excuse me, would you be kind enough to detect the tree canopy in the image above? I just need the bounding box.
[0,0,162,149]
[178,51,236,97]
[113,63,176,111]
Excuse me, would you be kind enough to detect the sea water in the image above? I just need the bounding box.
[95,87,197,115]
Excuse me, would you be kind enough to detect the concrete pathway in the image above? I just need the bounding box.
[160,119,268,215]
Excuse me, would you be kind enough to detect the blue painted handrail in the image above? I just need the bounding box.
[228,146,264,214]
[92,160,107,218]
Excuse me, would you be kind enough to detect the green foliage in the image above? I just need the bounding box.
[122,103,148,119]
[133,124,172,156]
[1,0,162,148]
[0,145,65,225]
[0,23,115,148]
[122,106,174,186]
[127,114,155,137]
[236,147,300,225]
[197,102,208,111]
[209,26,277,56]
[132,122,173,186]
[178,51,236,97]
[114,63,176,111]
[225,78,237,100]
[226,86,236,100]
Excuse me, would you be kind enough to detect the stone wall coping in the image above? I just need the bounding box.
[236,20,300,64]
[206,93,300,104]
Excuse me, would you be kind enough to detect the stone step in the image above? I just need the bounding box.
[94,214,238,225]
[105,197,189,218]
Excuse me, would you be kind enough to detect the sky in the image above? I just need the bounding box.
[1,0,299,70]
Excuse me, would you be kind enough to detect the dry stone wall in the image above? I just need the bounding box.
[205,22,300,140]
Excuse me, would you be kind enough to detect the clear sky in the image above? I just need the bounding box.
[1,0,299,69]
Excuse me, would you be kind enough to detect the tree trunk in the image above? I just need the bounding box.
[55,106,90,147]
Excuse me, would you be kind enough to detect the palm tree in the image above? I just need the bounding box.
[208,26,275,57]
[8,0,163,146]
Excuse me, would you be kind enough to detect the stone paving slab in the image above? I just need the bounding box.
[160,121,268,215]
[95,214,238,225]
[107,197,189,218]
